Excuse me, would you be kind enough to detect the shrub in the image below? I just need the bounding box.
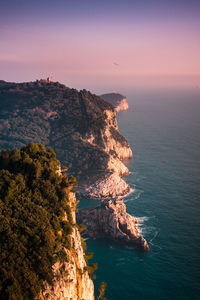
[0,143,77,299]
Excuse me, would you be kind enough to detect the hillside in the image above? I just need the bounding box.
[0,80,132,197]
[0,143,95,299]
[100,92,129,112]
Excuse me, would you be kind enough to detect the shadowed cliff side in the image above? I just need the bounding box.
[77,198,149,251]
[0,143,95,300]
[0,80,132,198]
[100,92,129,113]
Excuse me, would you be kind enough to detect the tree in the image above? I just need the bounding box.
[98,282,107,300]
[0,143,77,299]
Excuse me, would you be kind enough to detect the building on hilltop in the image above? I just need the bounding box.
[47,77,53,82]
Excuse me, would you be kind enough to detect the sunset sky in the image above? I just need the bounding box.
[0,0,200,91]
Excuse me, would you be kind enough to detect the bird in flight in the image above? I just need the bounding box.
[113,62,119,66]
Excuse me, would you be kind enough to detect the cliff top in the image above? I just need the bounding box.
[0,143,77,299]
[100,92,127,106]
[0,80,131,184]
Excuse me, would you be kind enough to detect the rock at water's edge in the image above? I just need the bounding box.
[77,198,149,252]
[100,92,129,112]
[77,173,130,199]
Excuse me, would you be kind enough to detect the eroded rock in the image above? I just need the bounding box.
[77,198,149,251]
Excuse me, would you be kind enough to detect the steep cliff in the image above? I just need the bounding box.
[0,144,95,300]
[77,198,149,251]
[0,80,132,197]
[41,192,94,300]
[100,93,129,112]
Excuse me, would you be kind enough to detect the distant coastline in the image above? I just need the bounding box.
[100,92,129,112]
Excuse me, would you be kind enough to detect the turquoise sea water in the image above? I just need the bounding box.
[80,88,200,300]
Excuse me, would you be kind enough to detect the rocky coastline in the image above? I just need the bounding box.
[100,92,129,112]
[0,81,132,199]
[0,80,149,254]
[40,172,95,300]
[77,198,149,252]
[78,173,130,199]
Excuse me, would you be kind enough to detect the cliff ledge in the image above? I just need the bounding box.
[77,198,149,252]
[100,92,129,112]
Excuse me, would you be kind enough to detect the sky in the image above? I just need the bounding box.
[0,0,200,92]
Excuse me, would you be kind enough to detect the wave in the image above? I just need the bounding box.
[120,187,135,199]
[149,230,158,244]
[149,231,162,250]
[136,216,149,236]
[136,216,157,237]
[137,221,162,251]
[123,188,144,202]
[137,216,150,223]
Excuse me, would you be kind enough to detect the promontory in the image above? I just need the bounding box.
[100,92,129,112]
[0,79,132,198]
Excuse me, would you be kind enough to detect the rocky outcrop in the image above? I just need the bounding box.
[41,227,94,300]
[81,109,132,167]
[0,144,96,300]
[78,109,132,198]
[78,173,130,199]
[77,198,149,251]
[40,191,95,300]
[100,93,129,113]
[0,81,132,198]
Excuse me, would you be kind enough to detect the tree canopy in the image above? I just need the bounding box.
[0,143,76,299]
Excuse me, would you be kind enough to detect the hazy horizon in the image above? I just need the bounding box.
[1,0,200,91]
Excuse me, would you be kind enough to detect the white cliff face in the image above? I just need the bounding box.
[82,109,132,162]
[41,228,94,300]
[100,93,129,113]
[40,192,95,300]
[77,198,149,251]
[79,173,130,199]
[79,109,132,198]
[115,98,129,113]
[103,110,132,160]
[107,155,129,176]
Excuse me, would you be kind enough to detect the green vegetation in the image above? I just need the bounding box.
[0,80,128,183]
[100,92,125,107]
[109,126,129,147]
[80,236,97,279]
[0,143,76,299]
[87,262,98,278]
[97,282,107,300]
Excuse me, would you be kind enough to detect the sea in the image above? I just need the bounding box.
[79,87,200,300]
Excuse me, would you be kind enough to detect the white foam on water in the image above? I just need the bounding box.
[116,262,126,266]
[149,231,162,250]
[117,257,125,261]
[136,216,149,236]
[149,230,158,244]
[123,188,144,203]
[119,187,135,200]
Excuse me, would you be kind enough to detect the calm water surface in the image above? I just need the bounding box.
[79,88,200,300]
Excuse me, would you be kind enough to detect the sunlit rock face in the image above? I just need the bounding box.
[77,198,149,252]
[0,81,132,197]
[41,228,95,300]
[40,191,95,300]
[100,93,129,112]
[78,173,130,199]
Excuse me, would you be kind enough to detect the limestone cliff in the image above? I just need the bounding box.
[77,198,149,251]
[40,187,95,300]
[100,93,129,113]
[0,144,95,299]
[78,173,130,199]
[78,108,132,198]
[41,227,94,300]
[0,80,132,198]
